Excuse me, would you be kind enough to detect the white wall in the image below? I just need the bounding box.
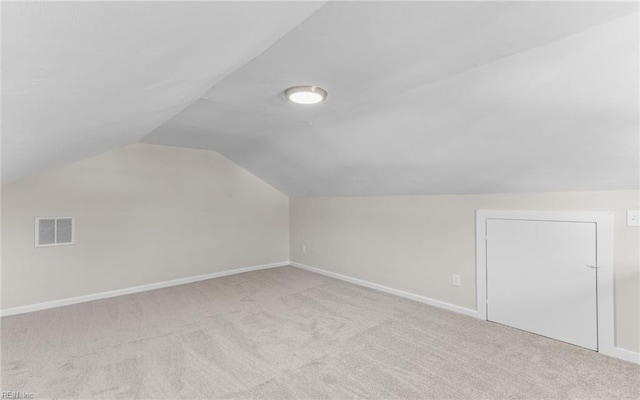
[290,191,640,353]
[1,143,289,309]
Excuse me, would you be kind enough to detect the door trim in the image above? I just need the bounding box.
[476,210,614,356]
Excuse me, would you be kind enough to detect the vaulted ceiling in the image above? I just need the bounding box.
[3,2,639,196]
[1,1,325,183]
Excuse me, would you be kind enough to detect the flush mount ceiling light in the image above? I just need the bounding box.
[284,85,327,105]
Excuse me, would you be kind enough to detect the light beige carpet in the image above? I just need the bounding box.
[2,266,638,399]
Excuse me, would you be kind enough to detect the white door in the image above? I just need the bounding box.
[486,219,598,350]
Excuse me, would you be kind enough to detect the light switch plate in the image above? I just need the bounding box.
[627,210,640,227]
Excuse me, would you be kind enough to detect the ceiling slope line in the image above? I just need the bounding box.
[140,1,331,145]
[192,0,331,99]
[343,8,640,113]
[1,2,331,184]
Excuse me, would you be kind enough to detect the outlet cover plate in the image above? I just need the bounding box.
[627,210,640,227]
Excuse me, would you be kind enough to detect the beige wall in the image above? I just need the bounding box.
[290,191,640,352]
[3,146,638,353]
[1,143,289,309]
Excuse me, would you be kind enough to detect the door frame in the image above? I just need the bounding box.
[476,210,614,356]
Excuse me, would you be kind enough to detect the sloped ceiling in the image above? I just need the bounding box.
[3,2,639,197]
[1,1,325,183]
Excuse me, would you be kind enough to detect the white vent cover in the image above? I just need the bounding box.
[35,217,75,247]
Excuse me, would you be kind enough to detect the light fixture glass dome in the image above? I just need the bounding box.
[284,85,327,105]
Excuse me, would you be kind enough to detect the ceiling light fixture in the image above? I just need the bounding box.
[284,85,327,105]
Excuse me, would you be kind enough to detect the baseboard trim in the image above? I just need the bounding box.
[291,261,640,365]
[612,346,640,364]
[1,261,289,317]
[4,260,637,365]
[290,261,478,318]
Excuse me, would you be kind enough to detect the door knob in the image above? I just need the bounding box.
[586,265,600,269]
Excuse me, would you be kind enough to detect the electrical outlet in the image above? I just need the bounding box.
[627,210,640,227]
[302,245,307,254]
[452,274,461,286]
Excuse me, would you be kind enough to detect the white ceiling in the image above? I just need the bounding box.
[3,2,639,196]
[1,1,325,183]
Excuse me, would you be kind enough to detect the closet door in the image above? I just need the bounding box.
[486,219,598,350]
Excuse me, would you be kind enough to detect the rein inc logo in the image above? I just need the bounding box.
[1,392,34,399]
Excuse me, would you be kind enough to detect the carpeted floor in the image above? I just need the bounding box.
[2,266,638,399]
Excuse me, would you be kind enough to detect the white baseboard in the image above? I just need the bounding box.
[612,346,640,364]
[290,261,478,318]
[1,261,289,317]
[291,261,640,365]
[4,259,638,365]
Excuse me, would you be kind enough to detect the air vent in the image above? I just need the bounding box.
[35,217,75,247]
